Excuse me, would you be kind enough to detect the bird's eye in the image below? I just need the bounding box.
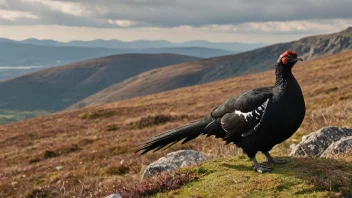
[287,55,291,59]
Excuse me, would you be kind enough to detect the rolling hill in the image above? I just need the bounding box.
[72,27,352,109]
[0,50,351,197]
[0,41,229,67]
[0,54,200,112]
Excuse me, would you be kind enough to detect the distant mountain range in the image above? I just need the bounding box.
[70,27,352,109]
[0,41,233,67]
[17,38,265,52]
[0,54,199,112]
[0,38,265,67]
[0,42,126,66]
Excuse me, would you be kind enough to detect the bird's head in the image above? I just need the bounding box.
[276,50,303,67]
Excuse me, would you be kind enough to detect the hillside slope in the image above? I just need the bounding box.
[72,27,352,108]
[0,50,351,197]
[0,54,200,112]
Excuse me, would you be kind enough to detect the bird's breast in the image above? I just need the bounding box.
[260,84,305,142]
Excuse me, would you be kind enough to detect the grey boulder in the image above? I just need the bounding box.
[143,150,207,178]
[289,127,352,157]
[320,136,352,157]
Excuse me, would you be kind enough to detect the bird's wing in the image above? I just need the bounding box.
[211,87,273,140]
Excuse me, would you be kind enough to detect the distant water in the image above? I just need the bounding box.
[0,66,48,81]
[0,66,45,70]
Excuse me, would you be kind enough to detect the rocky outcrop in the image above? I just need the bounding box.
[142,150,207,178]
[320,136,352,157]
[289,127,352,157]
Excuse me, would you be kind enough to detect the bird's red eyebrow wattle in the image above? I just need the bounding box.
[281,50,297,57]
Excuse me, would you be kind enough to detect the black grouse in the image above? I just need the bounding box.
[138,50,306,173]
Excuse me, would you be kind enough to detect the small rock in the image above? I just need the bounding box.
[56,166,63,171]
[289,127,352,157]
[104,193,121,198]
[320,136,352,157]
[143,150,207,178]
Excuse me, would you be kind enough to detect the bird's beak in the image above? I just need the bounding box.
[295,57,303,62]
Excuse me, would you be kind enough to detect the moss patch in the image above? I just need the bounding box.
[158,156,352,198]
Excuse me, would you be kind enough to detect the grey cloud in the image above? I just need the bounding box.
[2,0,352,28]
[2,0,115,27]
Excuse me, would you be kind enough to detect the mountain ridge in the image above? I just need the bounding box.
[71,27,352,109]
[1,37,265,52]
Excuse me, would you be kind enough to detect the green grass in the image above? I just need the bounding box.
[158,155,352,198]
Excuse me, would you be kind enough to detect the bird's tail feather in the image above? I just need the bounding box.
[137,116,212,154]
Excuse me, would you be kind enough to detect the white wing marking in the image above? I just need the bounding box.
[234,110,253,122]
[234,98,269,124]
[253,99,269,131]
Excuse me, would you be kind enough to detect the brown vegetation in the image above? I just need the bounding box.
[0,50,351,197]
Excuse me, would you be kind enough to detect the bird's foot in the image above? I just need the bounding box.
[251,156,273,173]
[254,165,272,173]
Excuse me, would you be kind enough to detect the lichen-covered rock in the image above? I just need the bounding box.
[320,136,352,157]
[143,150,207,178]
[289,127,352,157]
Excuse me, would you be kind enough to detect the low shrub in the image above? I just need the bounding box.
[116,172,198,197]
[43,151,58,159]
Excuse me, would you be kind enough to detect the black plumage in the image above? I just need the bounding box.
[138,50,306,173]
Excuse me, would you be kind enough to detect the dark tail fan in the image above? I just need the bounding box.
[137,116,213,154]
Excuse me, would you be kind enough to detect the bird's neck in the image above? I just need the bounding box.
[274,65,294,87]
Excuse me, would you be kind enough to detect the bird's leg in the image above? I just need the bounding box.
[251,156,272,173]
[263,151,288,164]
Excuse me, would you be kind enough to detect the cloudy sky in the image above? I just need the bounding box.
[0,0,351,43]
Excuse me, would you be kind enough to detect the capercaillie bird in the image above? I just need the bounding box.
[137,50,305,173]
